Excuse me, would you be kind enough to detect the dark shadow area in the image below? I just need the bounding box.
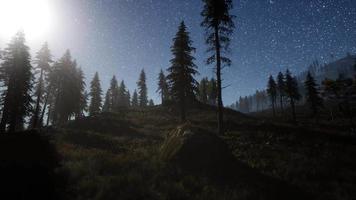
[0,130,67,200]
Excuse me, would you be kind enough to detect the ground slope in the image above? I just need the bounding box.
[53,106,356,200]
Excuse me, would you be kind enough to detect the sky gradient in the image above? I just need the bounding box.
[1,0,356,105]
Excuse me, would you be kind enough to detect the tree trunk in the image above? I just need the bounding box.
[280,95,284,111]
[0,105,9,133]
[32,69,44,129]
[214,24,224,135]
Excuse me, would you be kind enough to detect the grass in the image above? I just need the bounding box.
[50,105,356,200]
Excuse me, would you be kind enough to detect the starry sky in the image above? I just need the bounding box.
[1,0,356,105]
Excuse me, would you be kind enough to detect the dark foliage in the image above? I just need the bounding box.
[0,130,67,200]
[167,21,198,122]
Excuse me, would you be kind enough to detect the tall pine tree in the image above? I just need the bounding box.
[267,75,277,117]
[167,21,198,122]
[31,42,52,128]
[137,69,148,107]
[89,72,103,115]
[131,89,139,107]
[277,72,285,110]
[285,70,301,122]
[157,69,169,105]
[0,31,33,132]
[304,72,323,117]
[201,0,235,134]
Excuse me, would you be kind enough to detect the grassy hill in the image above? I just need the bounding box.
[48,106,356,200]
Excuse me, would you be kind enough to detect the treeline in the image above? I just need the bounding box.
[0,32,157,132]
[231,64,356,123]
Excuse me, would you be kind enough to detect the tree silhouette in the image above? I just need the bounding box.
[31,42,53,128]
[148,99,154,106]
[0,31,33,132]
[47,50,86,125]
[89,72,102,115]
[285,70,301,122]
[304,72,323,117]
[137,69,148,107]
[198,77,209,104]
[167,21,198,122]
[102,89,111,112]
[131,89,139,107]
[201,0,235,134]
[267,75,277,117]
[277,72,285,110]
[208,78,217,105]
[157,69,169,105]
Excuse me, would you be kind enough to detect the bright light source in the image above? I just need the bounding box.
[0,0,53,40]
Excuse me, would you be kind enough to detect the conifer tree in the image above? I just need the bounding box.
[149,99,154,106]
[137,69,148,107]
[74,67,86,120]
[201,0,235,134]
[208,78,217,105]
[198,77,209,104]
[118,80,127,108]
[47,50,86,124]
[102,89,111,112]
[89,72,102,115]
[304,72,323,117]
[167,21,198,122]
[285,70,301,122]
[131,89,139,107]
[267,75,277,117]
[31,42,52,128]
[157,69,169,105]
[0,31,33,132]
[107,76,119,111]
[277,72,285,110]
[125,90,131,107]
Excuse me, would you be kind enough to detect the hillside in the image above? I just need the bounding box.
[44,106,356,200]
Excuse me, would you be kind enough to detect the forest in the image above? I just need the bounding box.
[1,0,356,200]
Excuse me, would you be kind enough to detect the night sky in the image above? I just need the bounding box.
[1,0,356,105]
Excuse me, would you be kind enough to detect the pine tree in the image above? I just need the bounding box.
[131,89,139,107]
[117,81,128,108]
[125,90,131,107]
[107,76,119,111]
[285,70,301,122]
[47,50,86,124]
[201,0,235,134]
[157,69,169,105]
[167,21,198,122]
[277,72,285,110]
[198,77,209,104]
[102,89,111,112]
[89,72,102,115]
[137,69,148,107]
[0,31,34,132]
[31,42,52,128]
[208,78,217,105]
[74,67,86,120]
[148,99,154,106]
[304,72,323,117]
[267,75,277,117]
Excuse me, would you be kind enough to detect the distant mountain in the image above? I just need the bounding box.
[296,54,356,84]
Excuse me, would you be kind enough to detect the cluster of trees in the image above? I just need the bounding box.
[197,77,218,105]
[0,32,157,133]
[0,0,236,135]
[232,61,356,124]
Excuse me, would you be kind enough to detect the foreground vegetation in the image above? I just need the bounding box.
[36,106,355,200]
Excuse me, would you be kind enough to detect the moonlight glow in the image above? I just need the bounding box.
[0,0,52,39]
